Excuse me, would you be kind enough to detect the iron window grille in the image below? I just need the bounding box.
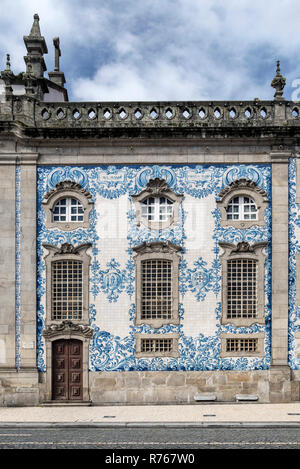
[227,258,257,319]
[51,259,83,320]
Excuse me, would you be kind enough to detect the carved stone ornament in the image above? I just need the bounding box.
[144,178,170,195]
[43,242,92,256]
[219,240,267,256]
[218,178,268,202]
[132,241,182,255]
[43,320,94,339]
[43,180,92,201]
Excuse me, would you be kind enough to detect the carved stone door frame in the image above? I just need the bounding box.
[43,321,93,402]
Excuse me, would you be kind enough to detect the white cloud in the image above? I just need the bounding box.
[0,0,300,101]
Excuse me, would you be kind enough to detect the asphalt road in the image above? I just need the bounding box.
[1,425,300,450]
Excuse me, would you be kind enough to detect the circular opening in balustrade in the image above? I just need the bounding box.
[119,108,127,119]
[182,108,191,119]
[260,108,267,119]
[56,108,65,120]
[41,108,50,120]
[229,108,236,118]
[244,107,252,118]
[88,109,96,119]
[165,108,173,119]
[73,109,81,120]
[150,108,158,119]
[292,107,299,118]
[103,109,112,119]
[198,108,206,119]
[214,108,221,119]
[134,109,143,119]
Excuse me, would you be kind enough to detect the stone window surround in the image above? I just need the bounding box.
[135,333,179,358]
[217,178,268,229]
[42,180,94,231]
[219,241,267,327]
[220,332,265,358]
[42,242,92,326]
[133,241,182,328]
[131,178,183,230]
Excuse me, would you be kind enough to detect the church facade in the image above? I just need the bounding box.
[0,15,299,406]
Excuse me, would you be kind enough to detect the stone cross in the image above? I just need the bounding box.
[53,37,61,72]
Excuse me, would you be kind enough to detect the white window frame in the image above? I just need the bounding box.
[226,195,258,221]
[141,196,174,222]
[52,197,84,223]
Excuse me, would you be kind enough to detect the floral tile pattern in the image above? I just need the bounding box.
[36,163,272,372]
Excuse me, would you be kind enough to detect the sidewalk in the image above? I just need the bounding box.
[2,403,300,426]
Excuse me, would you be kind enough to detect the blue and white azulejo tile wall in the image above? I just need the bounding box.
[36,163,272,373]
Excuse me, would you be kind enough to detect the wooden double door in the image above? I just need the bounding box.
[52,339,83,401]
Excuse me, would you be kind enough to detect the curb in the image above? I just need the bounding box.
[1,421,300,428]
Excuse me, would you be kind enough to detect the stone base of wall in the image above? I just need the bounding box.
[0,368,39,406]
[0,367,298,406]
[89,370,273,404]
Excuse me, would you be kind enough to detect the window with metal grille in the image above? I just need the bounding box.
[226,196,257,220]
[141,338,173,353]
[51,260,83,320]
[226,338,258,353]
[141,196,173,222]
[141,259,172,320]
[52,198,84,222]
[227,259,257,319]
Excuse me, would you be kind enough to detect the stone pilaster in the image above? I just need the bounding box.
[18,154,38,370]
[0,155,16,368]
[271,151,290,367]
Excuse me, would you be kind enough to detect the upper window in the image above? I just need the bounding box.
[42,180,93,231]
[141,196,173,222]
[132,178,182,230]
[217,178,268,228]
[52,197,84,223]
[226,196,258,221]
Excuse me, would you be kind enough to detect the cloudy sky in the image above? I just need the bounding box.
[0,0,300,102]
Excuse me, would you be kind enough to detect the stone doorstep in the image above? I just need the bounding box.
[42,401,92,407]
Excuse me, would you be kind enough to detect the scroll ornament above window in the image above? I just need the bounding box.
[42,180,94,231]
[217,178,268,228]
[132,178,183,230]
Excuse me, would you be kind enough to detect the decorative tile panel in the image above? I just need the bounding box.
[37,163,272,372]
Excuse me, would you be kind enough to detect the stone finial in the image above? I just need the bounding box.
[23,13,48,78]
[271,60,286,100]
[29,13,42,37]
[5,54,11,72]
